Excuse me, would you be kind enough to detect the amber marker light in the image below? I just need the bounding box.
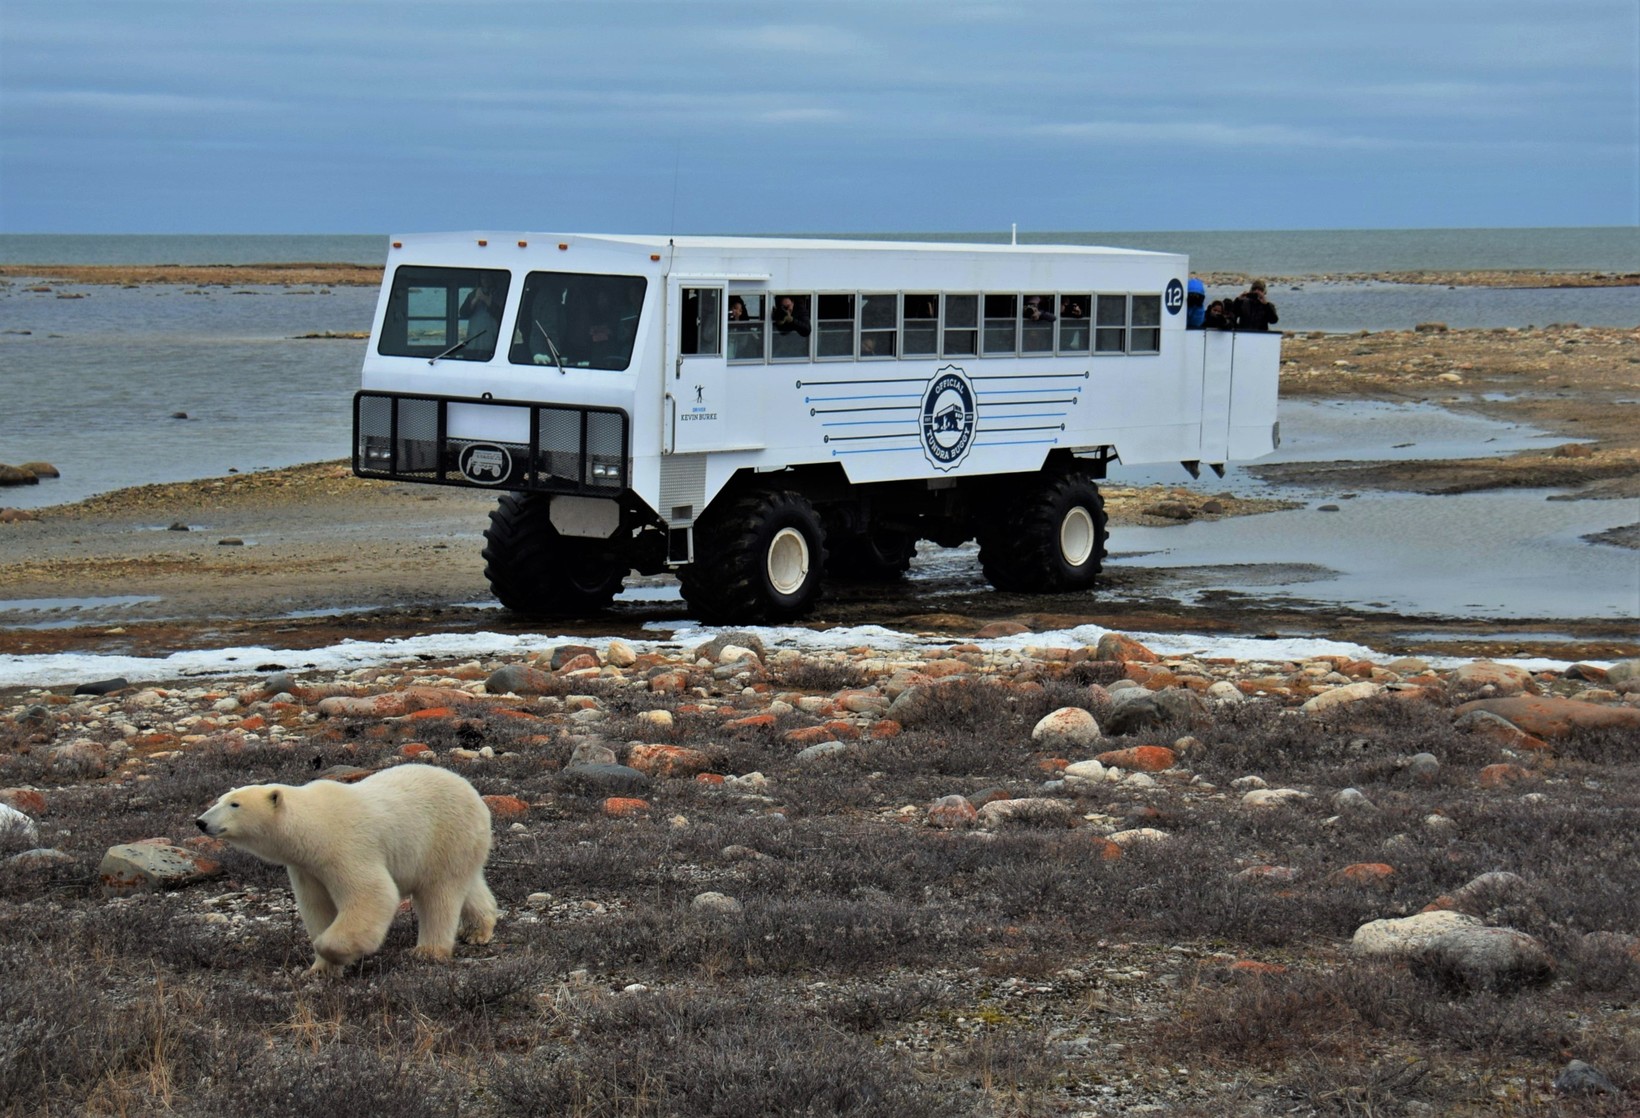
[558,243,569,250]
[517,240,528,248]
[650,253,661,261]
[392,241,402,249]
[477,239,488,247]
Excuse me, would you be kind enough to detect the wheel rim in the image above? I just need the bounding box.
[767,527,811,596]
[1060,506,1096,567]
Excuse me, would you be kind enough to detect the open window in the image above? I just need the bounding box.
[859,293,897,358]
[943,294,978,357]
[815,293,855,360]
[727,292,766,362]
[770,294,813,361]
[983,294,1017,355]
[903,293,938,356]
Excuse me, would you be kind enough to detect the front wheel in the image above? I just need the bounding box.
[977,472,1107,593]
[482,493,626,616]
[679,490,827,623]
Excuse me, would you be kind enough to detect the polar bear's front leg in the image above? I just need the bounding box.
[310,870,399,971]
[287,866,338,940]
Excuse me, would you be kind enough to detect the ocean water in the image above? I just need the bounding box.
[5,226,1639,274]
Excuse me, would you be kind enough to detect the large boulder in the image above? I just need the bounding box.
[1412,925,1555,994]
[98,842,223,896]
[1452,661,1537,696]
[1029,706,1102,750]
[0,803,39,850]
[1094,633,1160,663]
[1454,696,1640,740]
[1352,910,1481,956]
[1103,688,1210,736]
[558,763,650,797]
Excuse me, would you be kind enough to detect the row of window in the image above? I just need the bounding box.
[377,266,1166,371]
[683,290,1163,362]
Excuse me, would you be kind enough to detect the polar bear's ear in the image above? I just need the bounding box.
[268,789,281,808]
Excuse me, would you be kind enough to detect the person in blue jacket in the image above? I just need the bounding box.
[1185,277,1206,329]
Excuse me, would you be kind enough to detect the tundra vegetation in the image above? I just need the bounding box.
[1,636,1637,1116]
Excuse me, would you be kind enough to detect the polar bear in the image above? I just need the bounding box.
[197,765,498,973]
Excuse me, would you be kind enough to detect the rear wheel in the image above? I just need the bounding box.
[482,493,626,616]
[680,490,827,623]
[977,471,1107,593]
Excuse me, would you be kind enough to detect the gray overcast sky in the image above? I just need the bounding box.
[1,0,1636,234]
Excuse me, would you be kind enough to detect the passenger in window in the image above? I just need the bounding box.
[1023,295,1055,324]
[728,295,749,321]
[1059,297,1084,320]
[772,295,811,338]
[460,275,501,346]
[1204,299,1233,330]
[1186,278,1206,329]
[1232,279,1279,332]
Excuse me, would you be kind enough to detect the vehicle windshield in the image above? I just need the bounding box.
[377,267,510,361]
[510,272,647,372]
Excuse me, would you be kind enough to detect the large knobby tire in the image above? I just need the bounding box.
[976,472,1107,593]
[482,493,626,616]
[827,528,917,583]
[679,490,827,623]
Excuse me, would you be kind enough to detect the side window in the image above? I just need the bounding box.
[1130,294,1162,353]
[680,288,721,357]
[770,293,812,361]
[727,292,765,362]
[902,294,938,356]
[859,293,896,358]
[1095,294,1128,354]
[983,294,1017,355]
[1020,293,1055,354]
[816,293,855,360]
[942,294,978,357]
[1058,294,1091,354]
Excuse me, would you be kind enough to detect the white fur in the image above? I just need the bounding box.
[198,765,497,973]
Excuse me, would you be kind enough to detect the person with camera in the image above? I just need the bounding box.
[1232,279,1278,332]
[772,295,811,337]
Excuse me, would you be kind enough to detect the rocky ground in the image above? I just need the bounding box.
[2,630,1638,1115]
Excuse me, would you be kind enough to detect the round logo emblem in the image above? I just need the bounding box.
[458,443,513,485]
[1164,277,1185,315]
[920,365,976,472]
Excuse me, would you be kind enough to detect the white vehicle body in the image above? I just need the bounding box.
[353,233,1280,621]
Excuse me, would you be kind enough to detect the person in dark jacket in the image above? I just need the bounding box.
[1203,299,1233,330]
[1185,277,1206,329]
[1232,279,1278,331]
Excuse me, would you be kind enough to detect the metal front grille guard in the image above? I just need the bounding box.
[352,391,629,495]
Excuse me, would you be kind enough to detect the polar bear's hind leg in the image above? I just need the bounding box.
[458,874,498,946]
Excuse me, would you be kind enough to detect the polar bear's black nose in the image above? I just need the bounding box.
[195,817,209,833]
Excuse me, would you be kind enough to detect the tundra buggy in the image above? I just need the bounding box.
[353,234,1280,623]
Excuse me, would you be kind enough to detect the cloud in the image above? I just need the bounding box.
[1028,120,1399,152]
[8,90,273,117]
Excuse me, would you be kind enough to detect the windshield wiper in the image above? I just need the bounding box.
[427,336,470,365]
[532,318,567,374]
[428,325,492,365]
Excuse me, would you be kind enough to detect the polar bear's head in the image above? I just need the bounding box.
[197,784,284,845]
